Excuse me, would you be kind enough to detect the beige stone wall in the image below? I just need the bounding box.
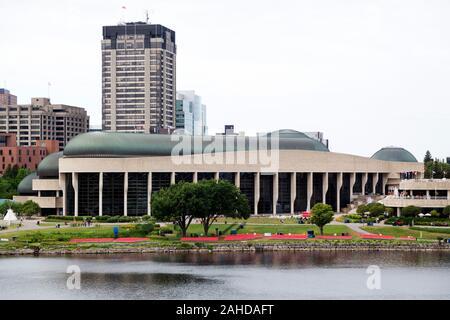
[59,149,423,175]
[382,196,450,208]
[13,195,62,209]
[32,179,61,191]
[400,179,450,190]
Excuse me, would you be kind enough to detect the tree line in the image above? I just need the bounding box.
[0,166,31,199]
[423,150,450,179]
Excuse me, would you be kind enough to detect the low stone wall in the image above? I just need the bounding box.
[1,242,450,256]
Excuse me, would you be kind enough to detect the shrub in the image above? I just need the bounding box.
[356,205,367,214]
[45,215,85,221]
[346,214,362,220]
[95,215,110,221]
[106,216,119,223]
[385,207,394,216]
[430,210,440,218]
[141,215,155,222]
[118,216,132,223]
[159,227,173,236]
[130,223,155,237]
[20,200,41,216]
[401,206,421,217]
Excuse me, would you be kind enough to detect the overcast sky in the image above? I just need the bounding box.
[1,0,449,160]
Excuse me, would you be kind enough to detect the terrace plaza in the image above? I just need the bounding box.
[14,129,423,216]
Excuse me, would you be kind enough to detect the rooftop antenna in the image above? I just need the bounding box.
[120,6,127,24]
[146,10,149,23]
[47,82,51,99]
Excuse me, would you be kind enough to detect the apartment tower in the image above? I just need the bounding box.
[102,22,176,134]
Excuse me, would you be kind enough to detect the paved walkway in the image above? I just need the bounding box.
[0,219,64,234]
[330,220,374,234]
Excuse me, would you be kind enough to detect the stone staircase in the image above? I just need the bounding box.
[341,194,387,214]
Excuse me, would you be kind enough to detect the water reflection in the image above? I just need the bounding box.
[1,251,450,299]
[119,251,450,268]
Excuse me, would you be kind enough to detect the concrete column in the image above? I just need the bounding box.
[235,172,240,188]
[306,172,313,211]
[322,172,329,204]
[59,173,66,216]
[72,172,78,217]
[290,172,297,214]
[372,173,379,195]
[336,172,343,213]
[349,172,356,199]
[396,207,401,217]
[170,172,176,185]
[193,172,198,183]
[38,191,41,197]
[447,190,449,200]
[214,172,219,181]
[361,172,368,195]
[99,172,103,217]
[273,173,279,215]
[254,172,260,215]
[124,172,128,216]
[382,173,389,195]
[147,172,152,216]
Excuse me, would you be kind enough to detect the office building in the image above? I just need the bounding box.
[102,22,176,134]
[0,88,17,106]
[175,91,207,135]
[0,133,59,175]
[0,97,89,150]
[15,130,423,216]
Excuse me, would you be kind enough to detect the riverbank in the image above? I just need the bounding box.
[2,240,450,256]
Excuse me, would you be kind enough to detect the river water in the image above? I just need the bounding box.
[1,251,450,299]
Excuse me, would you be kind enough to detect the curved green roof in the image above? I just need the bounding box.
[37,152,63,178]
[371,147,418,163]
[17,172,38,195]
[63,130,329,157]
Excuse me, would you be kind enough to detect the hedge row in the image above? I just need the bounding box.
[385,216,450,226]
[45,215,154,223]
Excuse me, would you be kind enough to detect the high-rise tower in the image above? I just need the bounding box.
[102,22,176,133]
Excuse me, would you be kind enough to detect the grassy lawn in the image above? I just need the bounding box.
[361,226,450,240]
[410,227,450,235]
[184,223,355,237]
[215,217,301,225]
[0,225,137,243]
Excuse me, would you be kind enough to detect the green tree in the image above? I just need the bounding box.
[0,166,32,199]
[424,150,433,163]
[0,200,22,216]
[20,200,41,216]
[401,205,421,217]
[310,203,334,235]
[442,206,450,218]
[356,204,367,214]
[195,179,250,236]
[424,159,450,179]
[365,202,387,217]
[151,182,199,237]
